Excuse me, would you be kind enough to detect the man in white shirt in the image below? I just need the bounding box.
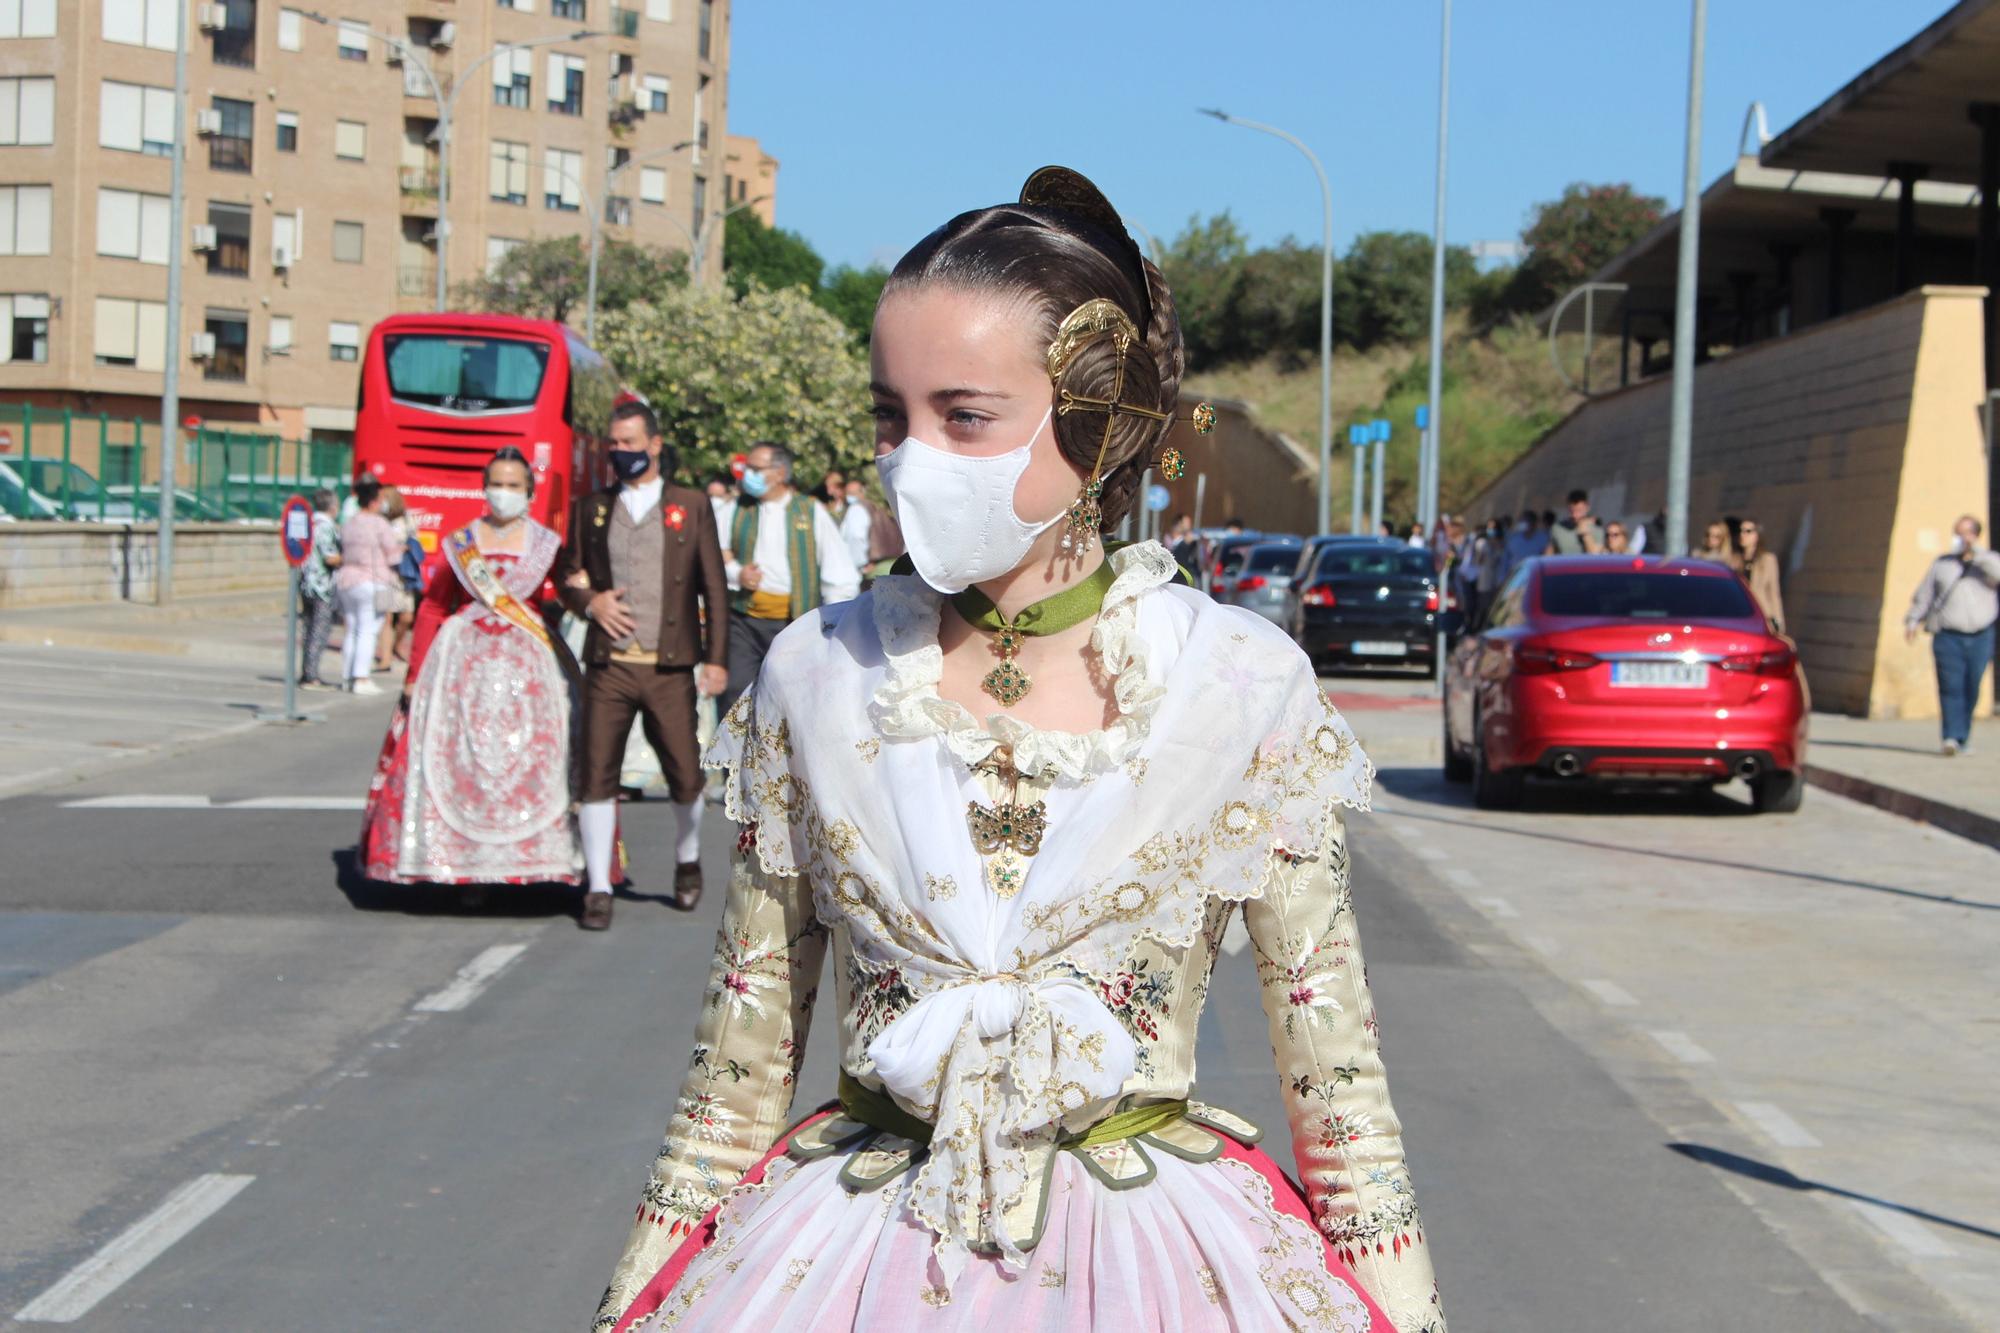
[719,442,861,712]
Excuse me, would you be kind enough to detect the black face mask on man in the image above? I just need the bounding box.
[607,447,653,482]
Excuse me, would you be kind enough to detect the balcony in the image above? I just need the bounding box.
[208,135,252,173]
[203,344,248,383]
[609,6,640,37]
[400,166,440,196]
[606,195,632,227]
[398,265,438,308]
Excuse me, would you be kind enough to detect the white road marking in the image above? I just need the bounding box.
[1444,867,1479,890]
[413,943,531,1013]
[1477,896,1519,919]
[1523,934,1561,956]
[1580,979,1639,1007]
[61,795,214,809]
[1846,1198,1953,1257]
[1413,846,1449,863]
[1735,1101,1822,1149]
[225,796,367,811]
[15,1173,255,1322]
[1220,914,1251,957]
[1648,1030,1715,1064]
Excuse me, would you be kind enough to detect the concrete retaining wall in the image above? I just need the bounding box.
[0,522,286,608]
[1460,285,1990,719]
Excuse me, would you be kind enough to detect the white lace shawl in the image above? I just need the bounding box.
[706,541,1373,1284]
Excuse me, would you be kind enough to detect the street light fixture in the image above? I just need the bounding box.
[693,195,771,286]
[302,14,605,310]
[1200,108,1335,536]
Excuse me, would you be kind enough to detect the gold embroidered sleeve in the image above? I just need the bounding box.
[1243,811,1447,1333]
[592,858,829,1332]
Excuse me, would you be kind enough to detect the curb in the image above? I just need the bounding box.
[1804,763,2000,852]
[0,621,290,663]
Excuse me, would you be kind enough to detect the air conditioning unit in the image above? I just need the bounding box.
[432,22,455,49]
[195,109,223,136]
[272,244,291,270]
[191,224,219,251]
[198,4,228,32]
[385,44,403,65]
[190,331,217,359]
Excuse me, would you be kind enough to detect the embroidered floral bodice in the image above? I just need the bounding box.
[596,543,1446,1333]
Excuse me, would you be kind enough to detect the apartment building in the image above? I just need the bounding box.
[0,0,731,449]
[721,132,774,226]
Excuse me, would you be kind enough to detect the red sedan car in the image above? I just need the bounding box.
[1442,556,1808,812]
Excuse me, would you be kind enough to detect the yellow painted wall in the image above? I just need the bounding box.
[1461,286,1989,718]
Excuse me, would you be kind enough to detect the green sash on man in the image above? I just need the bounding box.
[730,493,821,620]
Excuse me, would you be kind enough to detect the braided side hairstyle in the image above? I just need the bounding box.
[883,168,1185,533]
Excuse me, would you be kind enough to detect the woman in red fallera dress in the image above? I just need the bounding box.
[360,447,585,889]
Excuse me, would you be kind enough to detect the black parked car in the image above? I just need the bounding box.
[1291,539,1441,671]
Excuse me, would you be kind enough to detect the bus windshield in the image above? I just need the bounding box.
[383,334,550,413]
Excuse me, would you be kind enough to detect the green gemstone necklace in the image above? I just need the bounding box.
[949,559,1119,707]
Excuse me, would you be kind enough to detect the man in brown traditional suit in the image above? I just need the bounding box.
[559,400,728,931]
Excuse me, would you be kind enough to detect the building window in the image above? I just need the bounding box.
[543,147,583,211]
[489,140,529,205]
[552,0,584,18]
[209,96,253,172]
[98,80,173,155]
[334,119,366,160]
[698,0,712,60]
[211,0,255,68]
[277,7,303,50]
[337,18,368,60]
[276,111,298,153]
[492,47,531,109]
[546,53,585,116]
[102,0,176,50]
[691,174,706,233]
[268,315,293,354]
[497,0,523,9]
[330,320,360,362]
[203,309,249,382]
[93,296,168,371]
[486,236,521,275]
[1,183,52,255]
[639,167,666,205]
[332,220,364,263]
[207,202,252,277]
[0,294,50,364]
[1,1,56,39]
[0,76,54,145]
[642,74,669,114]
[272,211,301,267]
[95,186,169,264]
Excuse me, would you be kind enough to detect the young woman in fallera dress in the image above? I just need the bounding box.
[593,169,1447,1333]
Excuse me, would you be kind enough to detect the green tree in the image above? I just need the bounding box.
[1226,240,1321,368]
[1336,230,1476,349]
[596,283,872,485]
[454,235,686,324]
[1508,182,1665,312]
[1160,213,1251,368]
[723,210,825,298]
[815,263,890,345]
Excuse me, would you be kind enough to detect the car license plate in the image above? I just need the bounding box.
[1611,660,1708,688]
[1353,641,1407,657]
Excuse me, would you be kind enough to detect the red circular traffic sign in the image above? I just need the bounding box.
[280,495,313,568]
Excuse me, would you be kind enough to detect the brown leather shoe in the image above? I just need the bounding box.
[672,861,703,911]
[579,891,614,931]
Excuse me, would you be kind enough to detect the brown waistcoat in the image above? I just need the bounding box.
[556,482,729,669]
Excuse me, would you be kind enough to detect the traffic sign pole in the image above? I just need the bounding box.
[259,495,325,724]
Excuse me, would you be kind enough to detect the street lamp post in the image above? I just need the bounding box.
[1369,419,1389,536]
[303,15,602,310]
[1420,0,1453,536]
[1201,109,1334,535]
[1349,424,1367,533]
[587,139,695,342]
[157,0,189,603]
[690,195,772,289]
[1665,0,1708,557]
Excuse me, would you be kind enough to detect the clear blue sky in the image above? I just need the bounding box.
[729,0,1939,271]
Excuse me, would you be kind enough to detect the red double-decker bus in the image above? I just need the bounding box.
[352,313,623,554]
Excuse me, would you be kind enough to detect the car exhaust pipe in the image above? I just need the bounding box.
[1552,752,1583,778]
[1735,755,1761,781]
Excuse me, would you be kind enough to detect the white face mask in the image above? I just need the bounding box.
[875,408,1058,594]
[486,487,530,521]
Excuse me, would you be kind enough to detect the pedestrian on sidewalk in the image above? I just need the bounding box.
[359,447,583,896]
[374,485,421,674]
[298,487,342,690]
[558,400,731,929]
[336,476,403,695]
[1546,489,1605,555]
[716,440,863,714]
[1736,517,1786,634]
[1904,513,2000,756]
[1696,519,1740,569]
[1502,508,1543,580]
[1603,520,1631,554]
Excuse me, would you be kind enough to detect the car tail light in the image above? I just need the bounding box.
[1213,561,1226,579]
[1721,646,1796,676]
[1424,588,1440,613]
[1236,575,1267,593]
[1514,642,1601,675]
[1302,585,1336,607]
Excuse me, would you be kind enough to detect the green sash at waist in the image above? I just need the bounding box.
[837,1070,1187,1149]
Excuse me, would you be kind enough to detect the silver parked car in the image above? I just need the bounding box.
[1218,538,1304,627]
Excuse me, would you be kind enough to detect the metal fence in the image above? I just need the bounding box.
[0,404,352,523]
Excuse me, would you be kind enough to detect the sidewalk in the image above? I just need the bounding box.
[1806,713,2000,851]
[0,591,293,663]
